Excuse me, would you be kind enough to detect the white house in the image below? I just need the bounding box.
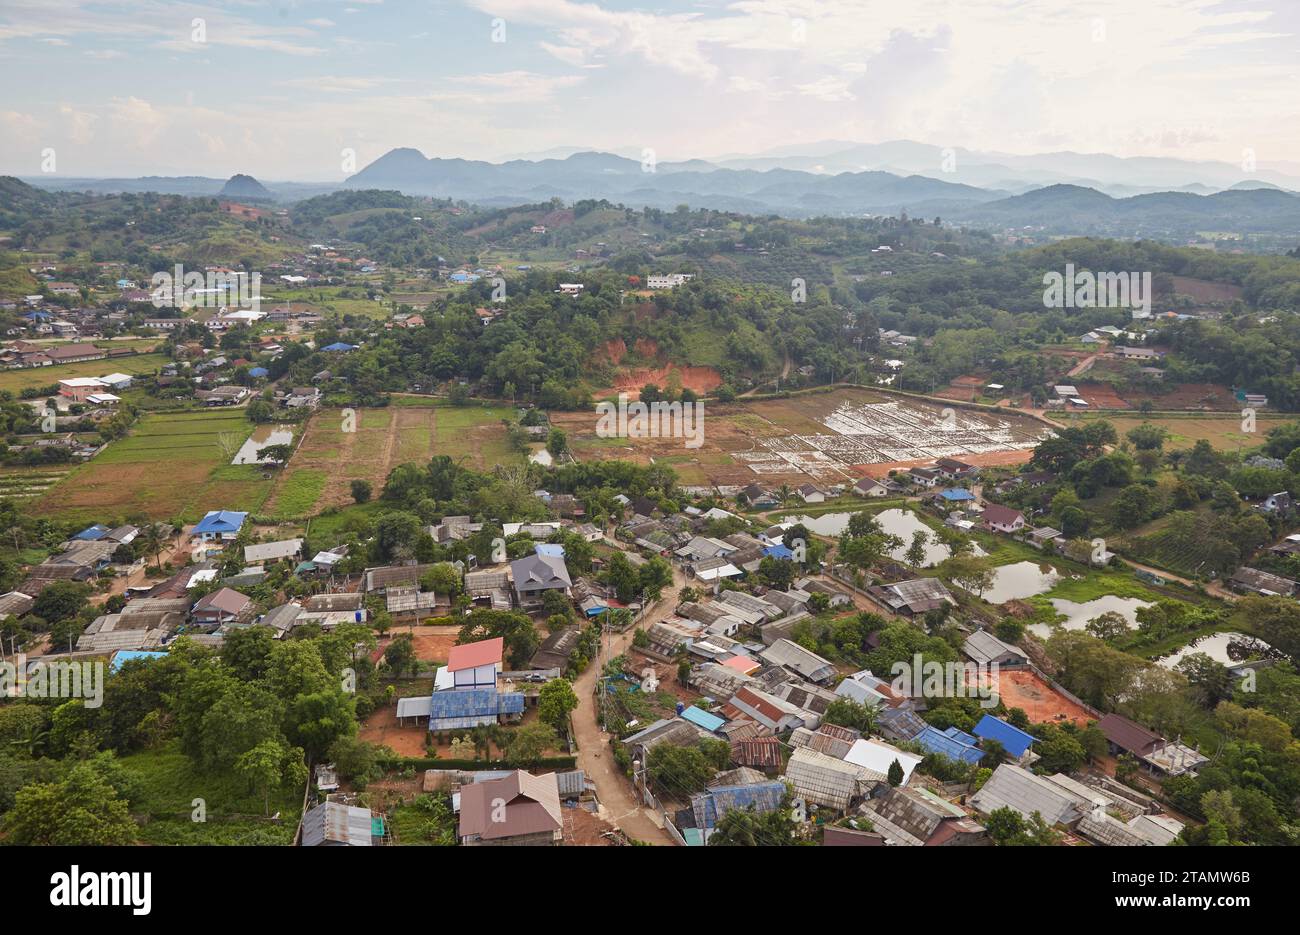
[854,477,889,498]
[982,504,1026,534]
[446,636,503,690]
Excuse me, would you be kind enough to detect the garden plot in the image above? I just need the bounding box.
[738,400,1050,480]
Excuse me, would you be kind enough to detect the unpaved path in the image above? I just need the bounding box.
[570,562,688,845]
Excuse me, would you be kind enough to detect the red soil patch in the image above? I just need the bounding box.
[989,669,1094,725]
[608,363,723,397]
[934,385,978,402]
[1123,382,1239,411]
[563,806,619,845]
[380,625,460,666]
[632,337,658,358]
[1169,275,1242,305]
[598,338,627,365]
[853,447,1036,478]
[360,704,430,757]
[1077,383,1131,409]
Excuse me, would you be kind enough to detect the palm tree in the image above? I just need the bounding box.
[140,522,166,573]
[469,725,492,762]
[10,724,49,758]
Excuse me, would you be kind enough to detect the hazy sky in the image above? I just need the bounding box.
[1,0,1297,179]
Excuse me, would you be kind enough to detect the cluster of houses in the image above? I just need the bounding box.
[302,764,579,846]
[619,592,1198,845]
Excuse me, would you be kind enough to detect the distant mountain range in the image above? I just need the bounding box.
[18,142,1300,239]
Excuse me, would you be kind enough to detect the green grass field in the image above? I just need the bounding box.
[36,410,277,523]
[0,352,170,395]
[269,468,328,519]
[119,742,301,845]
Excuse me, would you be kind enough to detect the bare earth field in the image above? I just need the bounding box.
[556,388,1051,487]
[269,406,436,513]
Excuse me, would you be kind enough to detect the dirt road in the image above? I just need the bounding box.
[1121,559,1237,602]
[570,563,688,846]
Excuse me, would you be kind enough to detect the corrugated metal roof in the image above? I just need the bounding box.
[915,725,983,764]
[679,706,725,733]
[784,748,870,811]
[428,689,523,720]
[691,781,787,829]
[969,764,1086,825]
[301,801,373,846]
[973,714,1037,758]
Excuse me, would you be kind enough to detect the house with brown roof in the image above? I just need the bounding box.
[190,587,252,626]
[858,785,989,846]
[45,343,106,364]
[1097,713,1208,777]
[458,771,563,846]
[982,504,1026,534]
[934,457,978,482]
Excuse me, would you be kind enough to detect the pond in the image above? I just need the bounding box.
[784,508,985,567]
[1159,632,1274,669]
[232,425,294,465]
[976,560,1060,605]
[1029,595,1155,639]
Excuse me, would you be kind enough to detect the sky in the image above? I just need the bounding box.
[0,0,1297,180]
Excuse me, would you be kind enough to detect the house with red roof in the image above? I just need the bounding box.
[447,636,503,689]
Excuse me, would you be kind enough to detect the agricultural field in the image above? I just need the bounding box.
[0,352,170,395]
[0,465,76,504]
[34,410,277,523]
[553,387,1051,487]
[1078,412,1291,451]
[268,399,520,515]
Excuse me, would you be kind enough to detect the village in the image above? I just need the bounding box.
[4,421,1287,850]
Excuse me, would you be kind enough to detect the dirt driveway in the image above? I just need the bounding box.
[570,563,687,845]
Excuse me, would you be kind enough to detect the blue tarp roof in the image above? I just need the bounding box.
[192,510,248,535]
[535,543,565,557]
[692,781,787,829]
[248,367,269,377]
[940,488,975,500]
[943,726,981,746]
[110,650,167,672]
[763,544,795,560]
[915,725,984,764]
[679,706,725,733]
[73,524,110,541]
[973,714,1038,758]
[427,689,525,723]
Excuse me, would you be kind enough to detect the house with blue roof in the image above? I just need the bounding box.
[110,650,168,672]
[248,366,269,378]
[73,523,111,542]
[763,543,795,560]
[416,688,525,731]
[191,510,248,544]
[535,543,565,558]
[679,705,725,734]
[321,342,358,352]
[939,488,976,503]
[914,725,984,765]
[973,714,1038,760]
[687,781,787,840]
